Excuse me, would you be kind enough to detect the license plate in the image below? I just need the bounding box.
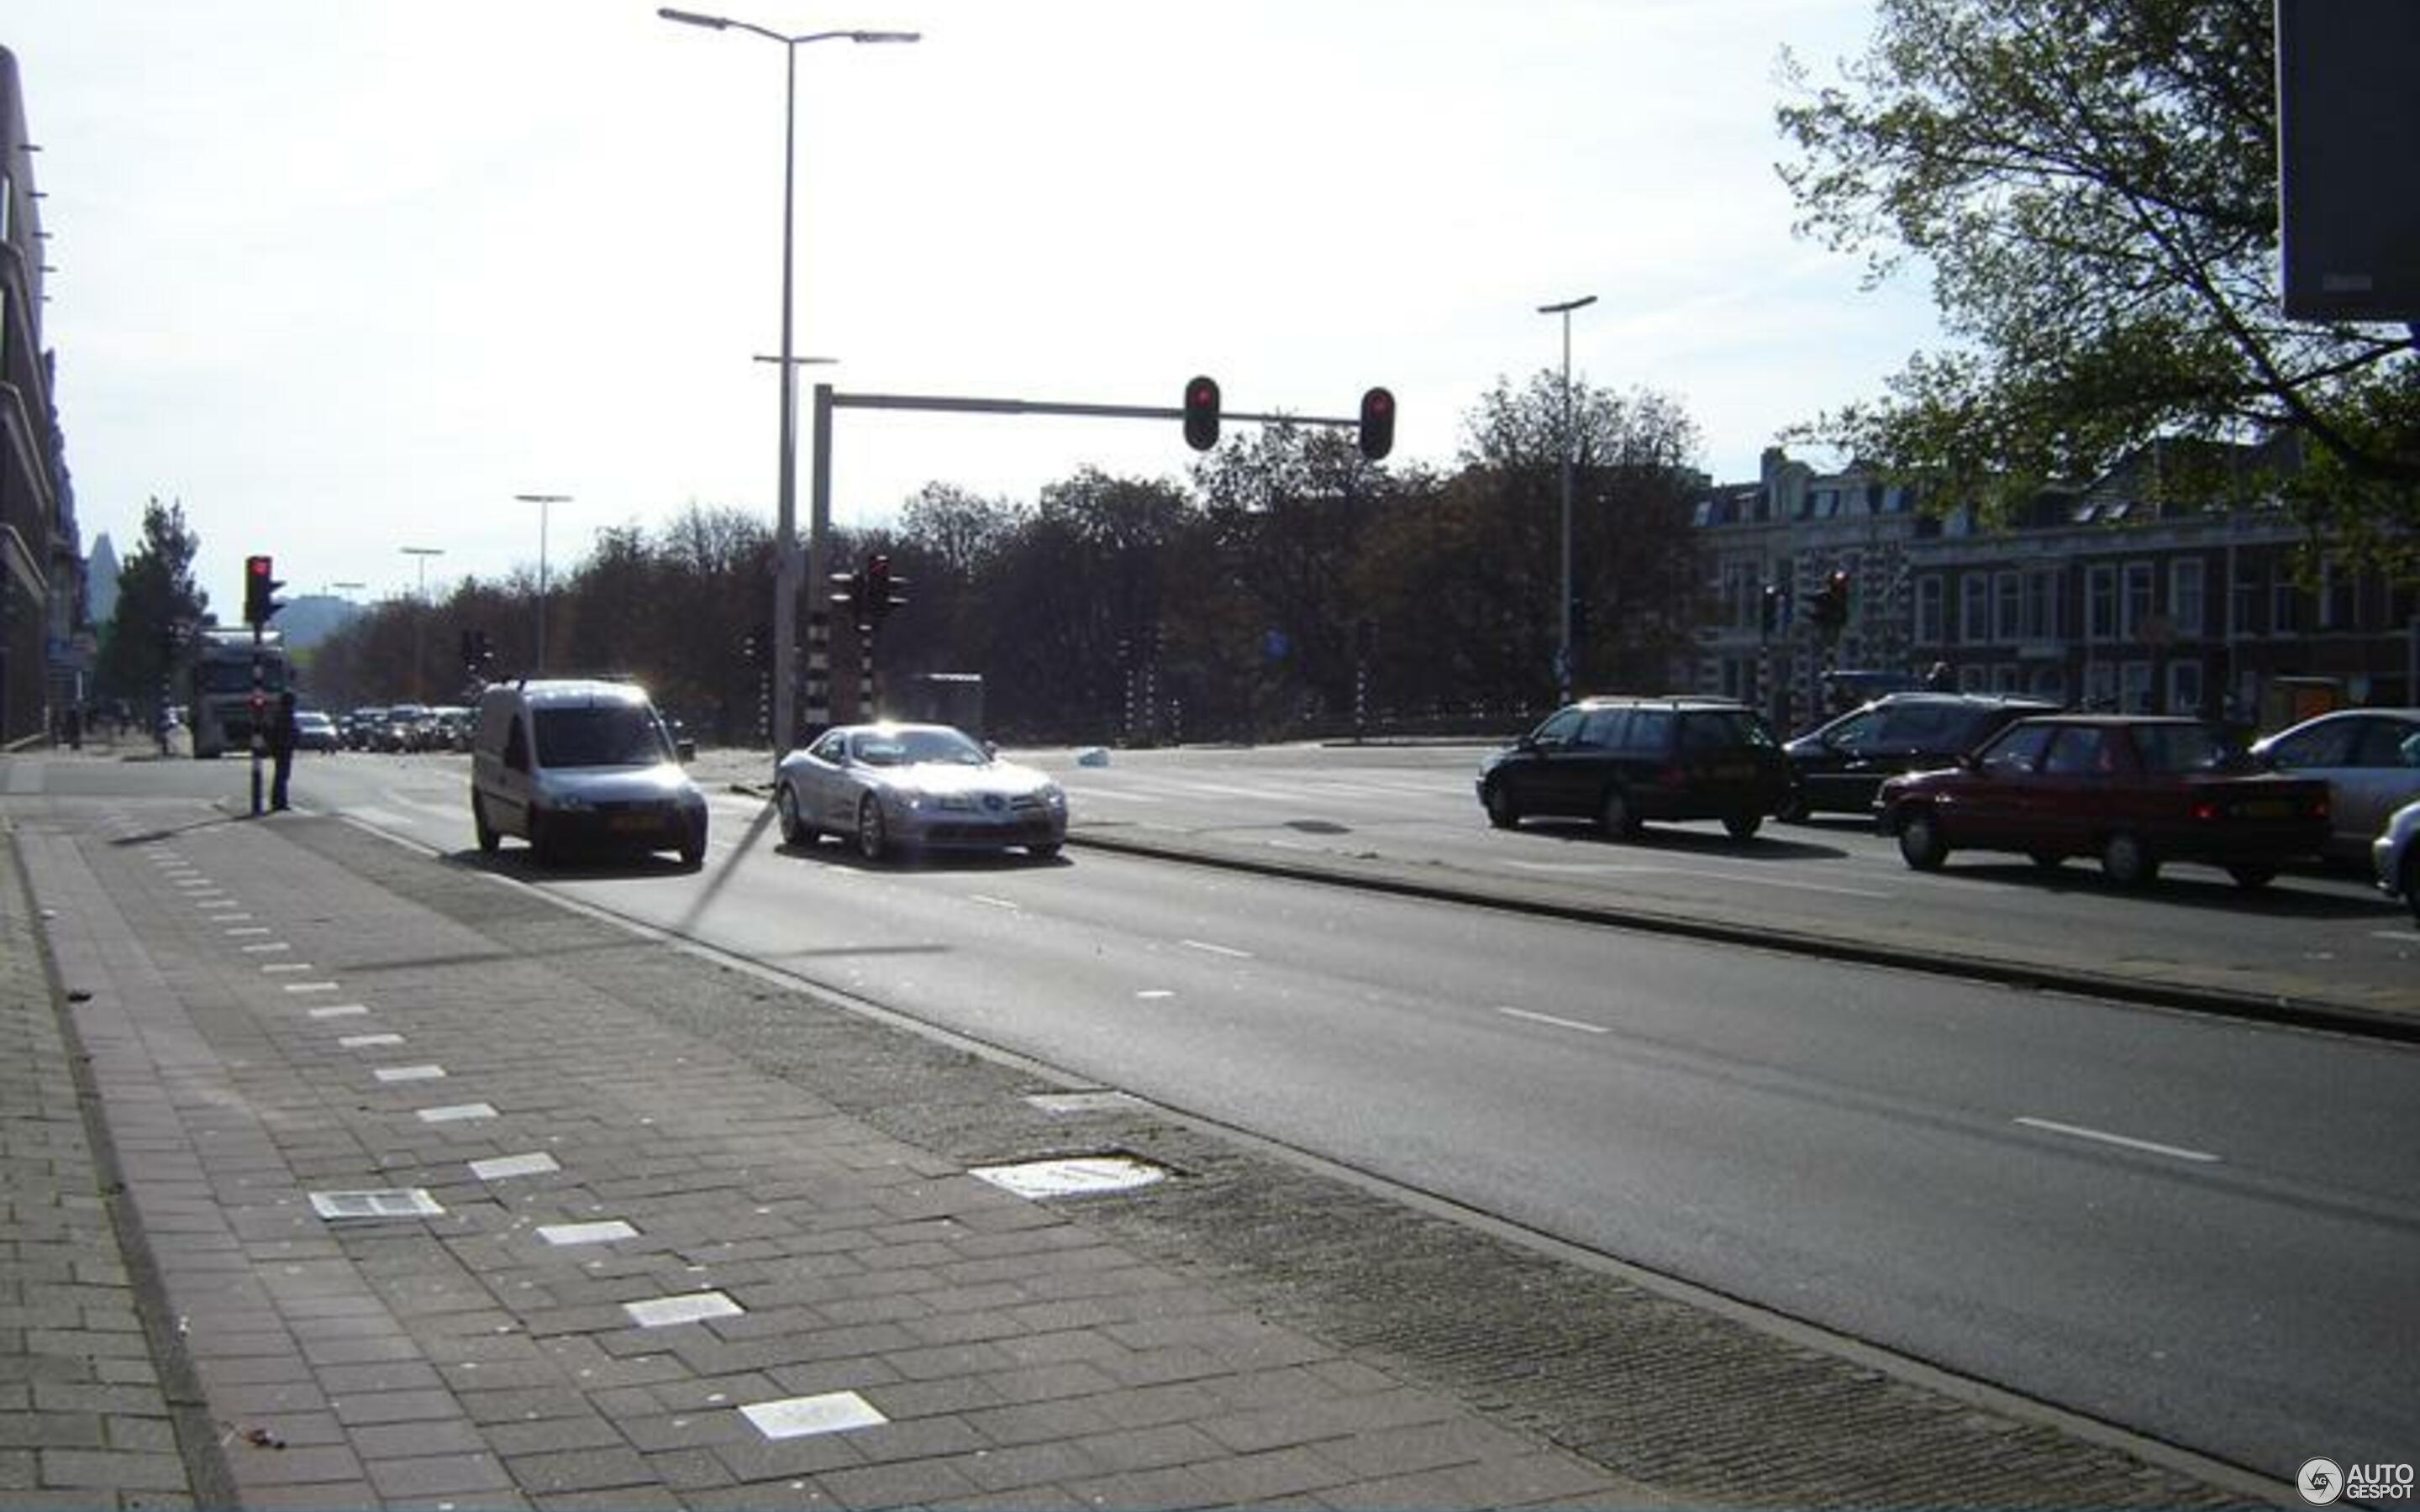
[1713,764,1754,780]
[608,814,661,832]
[2238,800,2288,819]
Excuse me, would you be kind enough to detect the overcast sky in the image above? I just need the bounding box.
[13,0,1942,613]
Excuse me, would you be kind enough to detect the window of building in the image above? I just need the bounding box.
[1993,572,2023,641]
[1916,576,1945,645]
[2319,559,2359,630]
[2083,661,2118,710]
[2120,660,2154,714]
[2271,569,2300,635]
[1960,575,1991,643]
[2170,558,2205,638]
[2024,568,2061,640]
[2086,564,2118,642]
[2122,562,2155,641]
[2168,659,2204,716]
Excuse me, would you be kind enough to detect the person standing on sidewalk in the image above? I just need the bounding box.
[269,690,298,811]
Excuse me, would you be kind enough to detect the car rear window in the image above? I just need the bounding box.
[2133,723,2243,774]
[1678,710,1776,752]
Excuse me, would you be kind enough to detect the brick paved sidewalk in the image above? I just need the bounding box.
[7,806,1668,1510]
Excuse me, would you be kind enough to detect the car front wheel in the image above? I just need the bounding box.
[776,782,809,846]
[1481,779,1520,830]
[2101,831,2159,888]
[1897,809,1948,870]
[1599,785,1643,840]
[855,795,890,862]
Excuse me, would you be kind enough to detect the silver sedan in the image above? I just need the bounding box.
[774,723,1068,862]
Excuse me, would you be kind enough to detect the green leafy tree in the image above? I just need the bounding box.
[96,497,208,713]
[1776,0,2419,545]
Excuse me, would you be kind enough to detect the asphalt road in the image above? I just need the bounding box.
[18,746,2420,1482]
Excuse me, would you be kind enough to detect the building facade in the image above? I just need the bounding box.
[0,46,82,745]
[1692,447,2420,735]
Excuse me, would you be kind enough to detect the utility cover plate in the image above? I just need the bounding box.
[469,1152,560,1181]
[310,1189,445,1221]
[624,1291,743,1328]
[1025,1091,1143,1116]
[970,1155,1168,1200]
[742,1391,888,1440]
[539,1220,638,1246]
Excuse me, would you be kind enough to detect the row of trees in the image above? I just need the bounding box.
[292,373,1706,746]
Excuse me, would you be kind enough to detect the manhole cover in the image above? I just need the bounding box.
[970,1155,1169,1200]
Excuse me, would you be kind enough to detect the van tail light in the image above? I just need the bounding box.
[2191,801,2219,822]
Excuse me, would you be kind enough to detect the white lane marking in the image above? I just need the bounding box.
[1136,990,1176,1000]
[2013,1116,2221,1164]
[1181,938,1255,960]
[1497,1006,1611,1036]
[240,942,292,953]
[2370,930,2417,943]
[224,927,272,937]
[969,895,1020,911]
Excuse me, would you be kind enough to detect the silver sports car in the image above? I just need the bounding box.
[774,722,1068,862]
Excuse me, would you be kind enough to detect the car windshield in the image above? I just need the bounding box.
[532,705,671,769]
[2132,722,2244,774]
[855,728,989,768]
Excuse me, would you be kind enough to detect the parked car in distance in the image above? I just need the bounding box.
[343,707,388,750]
[1876,715,2331,889]
[292,710,341,753]
[2374,796,2420,926]
[2248,706,2420,864]
[1477,695,1790,840]
[774,722,1066,862]
[1781,692,2056,819]
[469,679,707,867]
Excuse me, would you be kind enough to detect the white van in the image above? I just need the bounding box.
[470,679,708,867]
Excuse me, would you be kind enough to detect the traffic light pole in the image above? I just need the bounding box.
[799,383,1368,736]
[249,622,266,816]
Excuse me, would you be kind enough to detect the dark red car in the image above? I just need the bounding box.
[1876,715,2331,890]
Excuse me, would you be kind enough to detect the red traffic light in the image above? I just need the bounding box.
[1182,375,1221,451]
[243,554,285,627]
[1358,386,1396,460]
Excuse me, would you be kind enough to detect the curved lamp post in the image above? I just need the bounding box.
[659,8,919,752]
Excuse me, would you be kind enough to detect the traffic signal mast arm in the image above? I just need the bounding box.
[828,391,1365,428]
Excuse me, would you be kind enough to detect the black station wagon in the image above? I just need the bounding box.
[1477,696,1791,840]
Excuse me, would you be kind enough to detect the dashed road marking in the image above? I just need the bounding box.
[2013,1116,2220,1164]
[1182,938,1254,959]
[1497,1006,1611,1036]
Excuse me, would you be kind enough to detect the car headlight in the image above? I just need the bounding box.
[891,788,927,811]
[1041,783,1067,810]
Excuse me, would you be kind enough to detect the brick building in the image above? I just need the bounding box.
[1692,445,2419,735]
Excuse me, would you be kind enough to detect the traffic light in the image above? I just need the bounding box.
[834,568,868,631]
[864,554,908,628]
[1182,375,1221,451]
[243,554,285,627]
[1811,570,1851,633]
[1358,386,1396,461]
[1760,583,1782,635]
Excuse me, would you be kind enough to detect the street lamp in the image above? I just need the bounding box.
[514,493,573,673]
[660,7,919,754]
[400,547,445,701]
[1538,293,1597,705]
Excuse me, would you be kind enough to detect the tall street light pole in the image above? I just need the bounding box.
[399,547,445,701]
[514,493,572,673]
[1538,294,1597,706]
[659,8,919,755]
